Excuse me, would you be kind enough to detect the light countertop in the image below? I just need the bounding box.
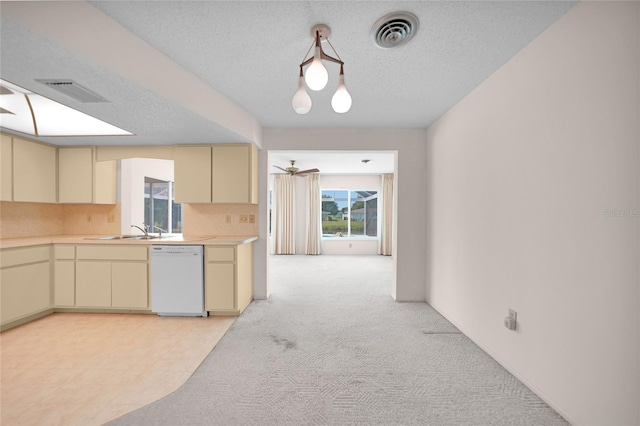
[0,235,258,249]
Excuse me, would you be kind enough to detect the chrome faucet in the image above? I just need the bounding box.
[152,225,167,238]
[131,224,149,236]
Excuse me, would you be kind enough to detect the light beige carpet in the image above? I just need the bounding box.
[109,255,567,425]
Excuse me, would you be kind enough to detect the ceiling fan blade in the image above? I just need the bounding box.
[273,165,288,172]
[296,168,320,174]
[295,173,308,177]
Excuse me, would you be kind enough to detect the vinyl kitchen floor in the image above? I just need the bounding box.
[0,312,235,425]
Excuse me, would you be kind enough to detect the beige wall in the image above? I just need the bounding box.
[426,2,639,424]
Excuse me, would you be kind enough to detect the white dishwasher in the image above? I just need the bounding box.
[150,245,207,317]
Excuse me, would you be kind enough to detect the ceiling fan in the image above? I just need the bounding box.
[273,160,319,177]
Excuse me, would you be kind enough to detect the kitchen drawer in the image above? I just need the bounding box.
[206,247,235,262]
[54,245,76,260]
[76,245,148,261]
[1,245,50,268]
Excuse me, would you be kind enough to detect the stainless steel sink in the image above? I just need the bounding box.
[87,235,160,240]
[90,235,126,240]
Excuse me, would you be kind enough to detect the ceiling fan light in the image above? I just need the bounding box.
[331,71,352,114]
[292,75,312,114]
[305,46,328,91]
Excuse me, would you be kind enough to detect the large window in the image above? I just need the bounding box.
[322,189,378,238]
[144,178,182,234]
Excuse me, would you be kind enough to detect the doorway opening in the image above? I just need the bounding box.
[265,150,398,298]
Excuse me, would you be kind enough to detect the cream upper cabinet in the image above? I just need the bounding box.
[94,159,117,204]
[212,145,258,204]
[58,146,116,204]
[12,137,56,203]
[174,144,257,204]
[0,134,12,201]
[59,147,93,203]
[174,146,212,203]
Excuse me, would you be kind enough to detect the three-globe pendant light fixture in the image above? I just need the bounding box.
[292,24,352,115]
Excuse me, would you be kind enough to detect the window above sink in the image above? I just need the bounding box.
[120,158,182,237]
[144,179,182,235]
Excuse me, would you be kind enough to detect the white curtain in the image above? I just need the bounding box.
[271,174,296,254]
[305,174,322,255]
[378,173,394,256]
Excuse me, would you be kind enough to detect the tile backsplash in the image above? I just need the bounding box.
[0,201,257,239]
[0,202,121,239]
[62,204,121,235]
[0,201,64,238]
[182,204,259,236]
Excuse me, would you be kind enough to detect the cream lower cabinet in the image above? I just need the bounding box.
[73,245,149,309]
[111,262,148,308]
[54,245,76,307]
[0,245,51,328]
[205,243,253,315]
[76,261,112,307]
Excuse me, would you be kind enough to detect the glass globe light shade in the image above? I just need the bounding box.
[292,76,312,114]
[304,47,328,91]
[331,73,352,113]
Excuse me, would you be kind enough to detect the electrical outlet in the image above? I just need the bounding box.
[239,214,248,223]
[107,214,115,223]
[86,214,92,222]
[249,214,255,224]
[225,215,231,224]
[504,309,517,331]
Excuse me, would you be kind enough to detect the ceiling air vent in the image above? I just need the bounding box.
[371,12,419,49]
[35,79,108,103]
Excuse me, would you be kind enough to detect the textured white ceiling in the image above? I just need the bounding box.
[0,1,577,147]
